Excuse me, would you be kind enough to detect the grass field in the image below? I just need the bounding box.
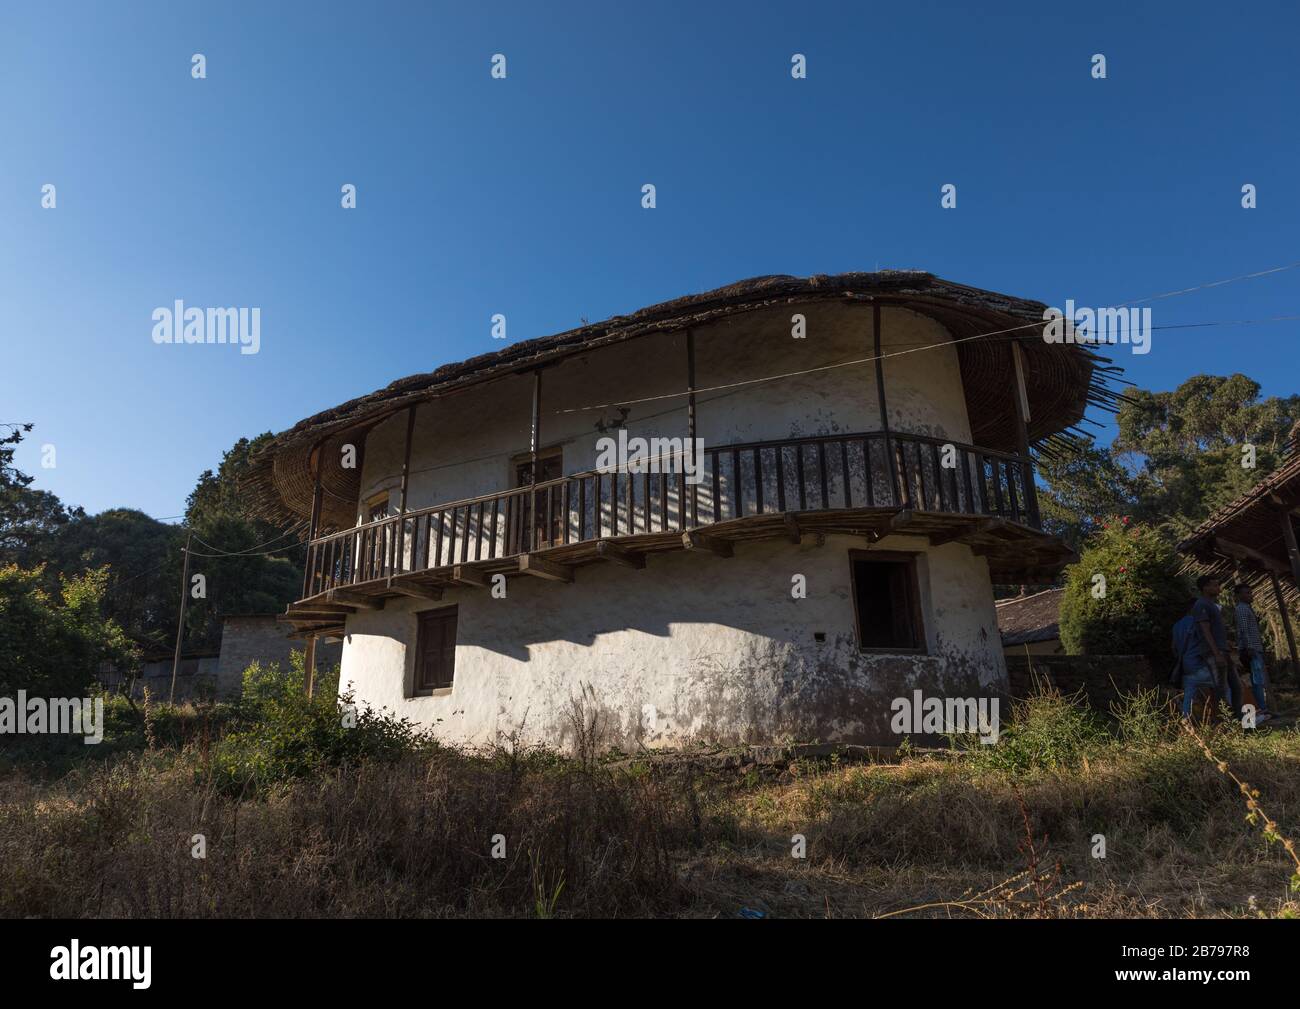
[1,680,1297,919]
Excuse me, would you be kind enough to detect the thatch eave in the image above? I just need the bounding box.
[245,271,1121,530]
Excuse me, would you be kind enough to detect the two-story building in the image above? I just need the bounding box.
[247,272,1117,749]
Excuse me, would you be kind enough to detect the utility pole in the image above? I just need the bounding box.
[169,530,193,705]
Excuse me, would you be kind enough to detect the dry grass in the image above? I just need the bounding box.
[1,686,1298,918]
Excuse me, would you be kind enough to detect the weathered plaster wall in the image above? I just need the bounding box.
[337,303,1001,749]
[356,303,971,519]
[336,534,1007,749]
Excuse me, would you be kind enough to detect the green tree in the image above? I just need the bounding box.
[181,435,304,649]
[0,563,137,697]
[0,423,84,566]
[1114,374,1299,536]
[48,509,184,651]
[1058,519,1190,661]
[1036,436,1137,551]
[1039,375,1300,544]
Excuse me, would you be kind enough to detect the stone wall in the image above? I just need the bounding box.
[101,654,222,702]
[1005,653,1160,708]
[98,618,342,702]
[217,616,341,696]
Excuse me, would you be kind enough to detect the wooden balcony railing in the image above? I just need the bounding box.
[301,431,1038,597]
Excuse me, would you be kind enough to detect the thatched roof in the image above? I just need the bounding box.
[1177,432,1300,603]
[995,588,1065,646]
[245,271,1124,529]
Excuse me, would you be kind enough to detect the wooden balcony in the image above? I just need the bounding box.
[284,431,1071,635]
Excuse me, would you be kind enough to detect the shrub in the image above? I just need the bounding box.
[961,684,1108,775]
[1058,518,1189,660]
[238,650,338,712]
[208,687,430,794]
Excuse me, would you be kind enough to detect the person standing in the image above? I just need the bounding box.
[1176,595,1214,719]
[1233,582,1273,724]
[1190,575,1239,719]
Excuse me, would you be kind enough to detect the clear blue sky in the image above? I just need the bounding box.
[4,1,1298,521]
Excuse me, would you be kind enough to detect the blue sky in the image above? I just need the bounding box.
[4,0,1298,520]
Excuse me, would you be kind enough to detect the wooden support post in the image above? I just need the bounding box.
[1280,508,1300,590]
[1269,571,1300,684]
[392,405,417,580]
[527,369,543,551]
[686,329,698,527]
[168,529,193,705]
[873,303,902,507]
[304,635,317,699]
[303,447,324,597]
[1009,341,1041,529]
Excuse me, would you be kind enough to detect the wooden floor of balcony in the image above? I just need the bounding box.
[282,504,1073,638]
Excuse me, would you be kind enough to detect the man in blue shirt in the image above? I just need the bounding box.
[1183,575,1238,719]
[1172,598,1211,717]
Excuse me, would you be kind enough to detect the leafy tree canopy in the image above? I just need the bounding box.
[0,423,84,566]
[1039,374,1300,546]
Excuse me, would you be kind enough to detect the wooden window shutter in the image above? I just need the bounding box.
[414,606,457,694]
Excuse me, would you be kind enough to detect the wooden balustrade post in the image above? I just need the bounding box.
[1009,341,1041,528]
[686,329,698,527]
[872,303,903,507]
[529,369,543,552]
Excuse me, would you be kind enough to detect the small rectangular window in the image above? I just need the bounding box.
[365,491,389,524]
[849,551,925,652]
[413,606,457,694]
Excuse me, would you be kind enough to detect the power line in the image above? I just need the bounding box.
[189,525,306,558]
[186,540,307,559]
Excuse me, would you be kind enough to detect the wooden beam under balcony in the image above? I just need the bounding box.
[929,517,1006,547]
[388,579,444,600]
[886,509,916,534]
[328,589,384,610]
[682,530,733,557]
[279,609,352,622]
[451,565,490,588]
[288,601,356,614]
[286,619,346,634]
[519,554,573,582]
[595,540,645,569]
